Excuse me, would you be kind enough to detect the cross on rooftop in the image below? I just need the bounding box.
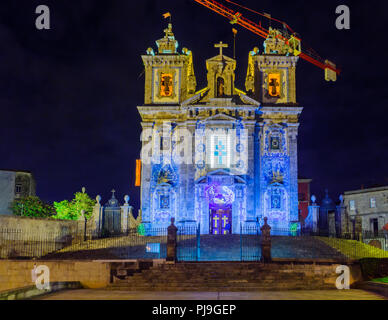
[111,189,116,197]
[214,41,228,56]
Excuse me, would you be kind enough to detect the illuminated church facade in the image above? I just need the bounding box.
[138,23,302,234]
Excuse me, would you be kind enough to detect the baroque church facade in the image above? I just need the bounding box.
[138,23,302,234]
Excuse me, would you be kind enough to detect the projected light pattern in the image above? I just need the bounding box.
[210,134,231,168]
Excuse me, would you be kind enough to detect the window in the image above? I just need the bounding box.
[209,134,231,169]
[371,218,379,236]
[15,184,22,194]
[370,198,376,208]
[270,136,280,150]
[160,136,170,151]
[349,200,356,211]
[159,195,170,209]
[271,189,281,209]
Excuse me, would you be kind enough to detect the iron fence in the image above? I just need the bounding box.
[240,225,261,261]
[0,225,387,261]
[0,228,72,259]
[177,226,199,261]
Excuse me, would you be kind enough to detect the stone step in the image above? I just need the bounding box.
[113,281,323,288]
[126,274,312,281]
[109,261,340,291]
[107,284,335,291]
[124,276,323,282]
[133,272,324,279]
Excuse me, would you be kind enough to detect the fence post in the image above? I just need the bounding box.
[167,218,178,262]
[260,217,272,263]
[196,223,200,261]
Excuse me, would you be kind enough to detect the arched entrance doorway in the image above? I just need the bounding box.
[210,205,232,234]
[206,183,235,235]
[195,170,246,235]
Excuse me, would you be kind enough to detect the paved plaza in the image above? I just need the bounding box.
[37,289,385,300]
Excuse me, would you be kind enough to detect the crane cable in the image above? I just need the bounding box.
[224,0,324,62]
[224,0,295,34]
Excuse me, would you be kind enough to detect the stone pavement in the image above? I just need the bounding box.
[37,289,385,300]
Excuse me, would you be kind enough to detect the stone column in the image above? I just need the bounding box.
[260,217,272,263]
[167,218,178,262]
[245,122,256,226]
[120,195,132,234]
[90,195,103,236]
[288,124,299,223]
[185,122,196,225]
[254,124,262,222]
[305,195,319,233]
[140,122,153,229]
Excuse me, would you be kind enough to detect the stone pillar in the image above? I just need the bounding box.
[288,124,299,223]
[140,122,153,229]
[185,123,196,224]
[245,123,255,224]
[260,217,272,263]
[305,195,319,233]
[167,218,178,262]
[90,195,103,236]
[120,195,132,233]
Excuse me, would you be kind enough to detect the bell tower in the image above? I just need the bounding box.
[246,29,302,229]
[245,28,298,105]
[141,23,196,105]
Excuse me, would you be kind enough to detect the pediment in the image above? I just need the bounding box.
[201,113,237,122]
[206,54,236,63]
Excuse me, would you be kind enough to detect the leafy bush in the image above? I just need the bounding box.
[10,196,54,218]
[53,191,95,220]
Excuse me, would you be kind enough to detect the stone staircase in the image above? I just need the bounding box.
[107,262,341,291]
[179,234,347,261]
[43,234,346,261]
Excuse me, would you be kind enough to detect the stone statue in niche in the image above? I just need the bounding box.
[217,77,225,97]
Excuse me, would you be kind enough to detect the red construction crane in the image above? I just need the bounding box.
[193,0,340,81]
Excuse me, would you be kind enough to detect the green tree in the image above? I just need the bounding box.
[72,191,95,220]
[10,196,54,218]
[53,189,96,220]
[53,200,75,220]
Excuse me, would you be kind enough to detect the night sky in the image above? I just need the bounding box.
[0,0,387,211]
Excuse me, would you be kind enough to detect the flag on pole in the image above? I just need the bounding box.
[163,12,171,19]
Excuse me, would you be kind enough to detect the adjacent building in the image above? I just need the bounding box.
[298,178,312,222]
[0,169,36,215]
[342,186,388,236]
